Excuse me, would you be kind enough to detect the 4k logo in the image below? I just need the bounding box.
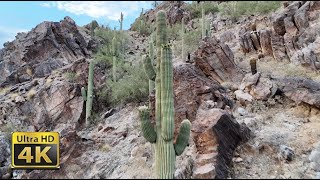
[12,132,60,169]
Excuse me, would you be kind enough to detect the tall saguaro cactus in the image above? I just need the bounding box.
[86,61,94,127]
[119,12,124,31]
[181,17,186,62]
[201,5,206,39]
[138,10,192,179]
[112,36,118,82]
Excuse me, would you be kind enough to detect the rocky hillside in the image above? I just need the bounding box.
[0,1,320,179]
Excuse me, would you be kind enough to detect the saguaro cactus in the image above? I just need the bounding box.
[149,36,155,94]
[81,87,87,101]
[119,12,124,31]
[112,36,118,82]
[138,11,191,179]
[181,17,186,62]
[86,61,94,127]
[201,5,206,39]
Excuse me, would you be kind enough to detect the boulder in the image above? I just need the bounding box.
[193,36,242,83]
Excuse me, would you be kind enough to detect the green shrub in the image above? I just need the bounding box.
[64,72,77,82]
[186,1,219,19]
[219,1,281,20]
[98,59,149,107]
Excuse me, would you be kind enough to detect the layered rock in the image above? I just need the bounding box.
[0,16,97,87]
[192,37,243,84]
[238,1,320,69]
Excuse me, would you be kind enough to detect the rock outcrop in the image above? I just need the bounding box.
[192,37,243,84]
[238,1,320,70]
[0,16,97,87]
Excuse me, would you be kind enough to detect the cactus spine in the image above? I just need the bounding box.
[139,10,191,179]
[85,61,94,127]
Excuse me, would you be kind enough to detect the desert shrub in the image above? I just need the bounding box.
[100,60,149,106]
[186,1,219,19]
[64,72,77,82]
[219,1,281,20]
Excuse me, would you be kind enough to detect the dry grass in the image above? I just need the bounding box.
[257,59,320,82]
[0,86,11,96]
[10,93,19,100]
[26,68,33,76]
[26,88,36,100]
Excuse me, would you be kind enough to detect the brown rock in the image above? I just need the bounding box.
[284,16,298,36]
[293,1,310,32]
[194,37,242,84]
[272,14,286,36]
[283,33,296,58]
[271,32,289,61]
[192,108,250,178]
[250,77,274,100]
[239,32,255,53]
[250,31,262,51]
[259,29,273,56]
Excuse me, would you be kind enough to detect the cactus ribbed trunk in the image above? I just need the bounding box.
[138,10,191,179]
[149,36,155,97]
[85,61,94,127]
[112,36,118,82]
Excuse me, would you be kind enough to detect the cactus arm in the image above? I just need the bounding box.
[174,119,191,156]
[138,106,157,143]
[85,61,94,127]
[142,55,156,81]
[81,87,87,101]
[160,45,174,141]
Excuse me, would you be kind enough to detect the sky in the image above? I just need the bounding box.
[0,1,154,48]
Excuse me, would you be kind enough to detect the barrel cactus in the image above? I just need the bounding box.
[250,58,257,75]
[138,10,191,179]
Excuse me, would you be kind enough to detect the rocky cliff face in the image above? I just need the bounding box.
[0,16,97,87]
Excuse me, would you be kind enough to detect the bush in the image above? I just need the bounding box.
[186,1,219,19]
[219,1,281,20]
[100,60,149,106]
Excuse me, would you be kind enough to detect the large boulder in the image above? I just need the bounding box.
[193,37,243,84]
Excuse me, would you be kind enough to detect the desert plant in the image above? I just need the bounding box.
[250,58,257,75]
[181,17,186,61]
[81,87,87,101]
[119,12,124,31]
[138,10,191,179]
[112,36,118,82]
[85,61,94,127]
[201,4,207,39]
[219,1,281,20]
[186,1,219,19]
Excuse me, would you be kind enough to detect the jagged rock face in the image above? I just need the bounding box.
[193,37,243,84]
[238,1,320,69]
[132,1,192,29]
[0,16,97,87]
